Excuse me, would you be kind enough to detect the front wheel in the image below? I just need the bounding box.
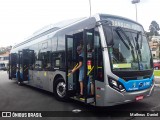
[53,78,68,101]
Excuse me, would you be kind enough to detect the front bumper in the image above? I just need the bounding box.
[103,84,154,106]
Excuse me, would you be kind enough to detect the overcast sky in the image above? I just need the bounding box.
[0,0,159,47]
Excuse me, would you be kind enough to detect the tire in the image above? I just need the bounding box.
[53,78,68,101]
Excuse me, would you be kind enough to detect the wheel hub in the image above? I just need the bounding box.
[57,82,66,98]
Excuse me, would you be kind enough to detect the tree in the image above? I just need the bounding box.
[145,31,153,41]
[149,21,160,36]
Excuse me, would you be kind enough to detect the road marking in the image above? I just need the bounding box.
[72,109,82,113]
[150,104,160,111]
[155,76,160,78]
[155,84,160,87]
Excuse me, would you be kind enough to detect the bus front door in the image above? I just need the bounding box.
[65,35,77,97]
[9,53,17,79]
[83,29,95,104]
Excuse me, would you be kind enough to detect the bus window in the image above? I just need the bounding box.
[29,44,39,70]
[55,34,65,69]
[28,50,35,70]
[57,35,65,51]
[52,52,65,69]
[52,36,58,52]
[37,52,51,70]
[35,60,42,69]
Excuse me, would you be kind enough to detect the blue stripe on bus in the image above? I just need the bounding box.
[118,75,154,92]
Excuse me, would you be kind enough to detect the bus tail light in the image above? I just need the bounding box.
[108,77,126,92]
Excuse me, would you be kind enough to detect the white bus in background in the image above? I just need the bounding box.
[0,55,9,70]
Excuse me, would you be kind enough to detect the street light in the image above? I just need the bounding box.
[131,0,140,22]
[89,0,92,17]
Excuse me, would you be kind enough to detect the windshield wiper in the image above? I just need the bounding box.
[115,27,136,61]
[136,31,142,49]
[115,28,130,50]
[116,27,134,49]
[135,31,143,61]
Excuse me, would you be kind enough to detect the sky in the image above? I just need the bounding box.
[0,0,159,47]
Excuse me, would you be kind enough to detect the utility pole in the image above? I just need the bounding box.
[131,0,140,22]
[89,0,92,17]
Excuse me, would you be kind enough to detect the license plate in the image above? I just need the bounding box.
[136,95,144,101]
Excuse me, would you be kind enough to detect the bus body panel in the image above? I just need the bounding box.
[28,70,66,92]
[102,84,154,106]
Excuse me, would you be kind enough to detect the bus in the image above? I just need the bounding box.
[9,14,154,106]
[0,55,9,70]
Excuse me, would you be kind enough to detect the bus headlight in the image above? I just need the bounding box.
[108,77,126,92]
[110,79,118,87]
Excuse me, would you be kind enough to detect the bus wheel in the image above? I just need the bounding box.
[54,78,68,101]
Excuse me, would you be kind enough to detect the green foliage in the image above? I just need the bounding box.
[0,51,6,55]
[145,31,152,41]
[154,70,160,76]
[0,46,12,55]
[149,20,160,36]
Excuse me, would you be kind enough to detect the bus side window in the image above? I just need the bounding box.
[29,44,39,70]
[56,34,65,69]
[35,60,42,70]
[94,33,104,82]
[52,52,64,69]
[37,52,51,70]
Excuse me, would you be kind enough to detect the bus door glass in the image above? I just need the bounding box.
[28,50,34,82]
[94,31,104,82]
[21,49,33,81]
[9,53,17,79]
[93,30,104,106]
[83,29,95,103]
[65,35,77,96]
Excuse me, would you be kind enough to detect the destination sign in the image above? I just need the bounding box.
[101,16,144,32]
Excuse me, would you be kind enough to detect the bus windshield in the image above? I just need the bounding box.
[106,27,152,71]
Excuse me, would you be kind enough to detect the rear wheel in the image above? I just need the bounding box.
[53,78,68,101]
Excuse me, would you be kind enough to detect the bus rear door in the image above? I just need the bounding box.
[20,49,34,81]
[9,53,17,79]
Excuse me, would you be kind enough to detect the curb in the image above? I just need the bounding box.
[155,76,160,78]
[155,84,160,87]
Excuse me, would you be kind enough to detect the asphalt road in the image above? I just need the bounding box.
[0,70,160,120]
